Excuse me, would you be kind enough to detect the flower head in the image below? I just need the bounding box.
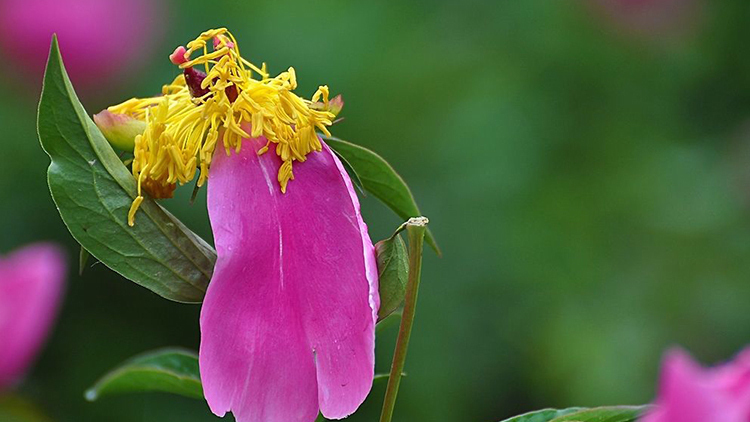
[103,28,334,226]
[0,243,66,390]
[101,29,379,422]
[641,347,750,422]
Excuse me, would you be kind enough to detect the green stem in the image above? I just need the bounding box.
[379,217,428,422]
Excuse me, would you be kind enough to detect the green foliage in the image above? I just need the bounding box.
[37,37,216,303]
[552,406,647,422]
[0,396,51,422]
[500,407,648,422]
[376,233,409,321]
[331,146,366,195]
[85,348,203,401]
[501,409,583,422]
[325,136,440,255]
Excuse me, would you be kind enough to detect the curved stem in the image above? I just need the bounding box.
[379,217,428,422]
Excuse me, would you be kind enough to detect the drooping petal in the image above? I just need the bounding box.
[0,243,66,390]
[200,135,378,422]
[199,253,319,421]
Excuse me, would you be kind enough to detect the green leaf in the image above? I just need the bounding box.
[376,311,401,332]
[500,408,584,422]
[551,406,648,422]
[37,36,215,303]
[376,234,408,321]
[324,136,440,255]
[331,147,366,196]
[499,406,649,422]
[85,348,203,401]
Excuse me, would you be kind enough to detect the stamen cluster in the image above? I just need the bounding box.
[107,28,335,226]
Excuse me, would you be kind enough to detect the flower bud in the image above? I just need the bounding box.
[311,94,344,116]
[93,110,146,151]
[328,94,344,116]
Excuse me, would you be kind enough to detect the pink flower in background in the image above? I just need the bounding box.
[641,348,750,422]
[0,243,66,390]
[200,135,379,422]
[0,0,161,92]
[589,0,701,40]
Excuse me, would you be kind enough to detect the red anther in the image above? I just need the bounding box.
[178,42,238,102]
[184,67,209,98]
[226,84,238,102]
[169,46,188,65]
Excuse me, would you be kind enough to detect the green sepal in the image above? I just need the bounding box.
[375,233,408,321]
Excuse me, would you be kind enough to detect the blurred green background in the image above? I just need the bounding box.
[3,0,750,421]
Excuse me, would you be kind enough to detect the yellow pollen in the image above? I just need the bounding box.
[107,28,335,226]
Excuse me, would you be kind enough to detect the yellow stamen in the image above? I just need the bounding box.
[107,28,335,225]
[127,196,144,226]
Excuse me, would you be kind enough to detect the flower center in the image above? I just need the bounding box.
[106,28,335,226]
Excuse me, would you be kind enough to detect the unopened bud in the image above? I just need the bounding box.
[328,94,344,116]
[93,110,146,152]
[310,94,345,116]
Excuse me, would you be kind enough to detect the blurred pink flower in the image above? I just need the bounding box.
[0,0,161,92]
[590,0,701,40]
[199,134,379,422]
[0,243,66,390]
[641,348,750,422]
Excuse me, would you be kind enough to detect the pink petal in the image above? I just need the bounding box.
[0,243,66,390]
[199,255,319,421]
[711,348,750,398]
[200,136,378,422]
[642,348,750,422]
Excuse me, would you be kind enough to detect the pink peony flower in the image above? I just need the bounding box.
[0,0,161,92]
[199,134,379,422]
[0,243,66,390]
[641,348,750,422]
[96,28,379,421]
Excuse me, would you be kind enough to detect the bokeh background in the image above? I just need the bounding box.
[2,0,750,421]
